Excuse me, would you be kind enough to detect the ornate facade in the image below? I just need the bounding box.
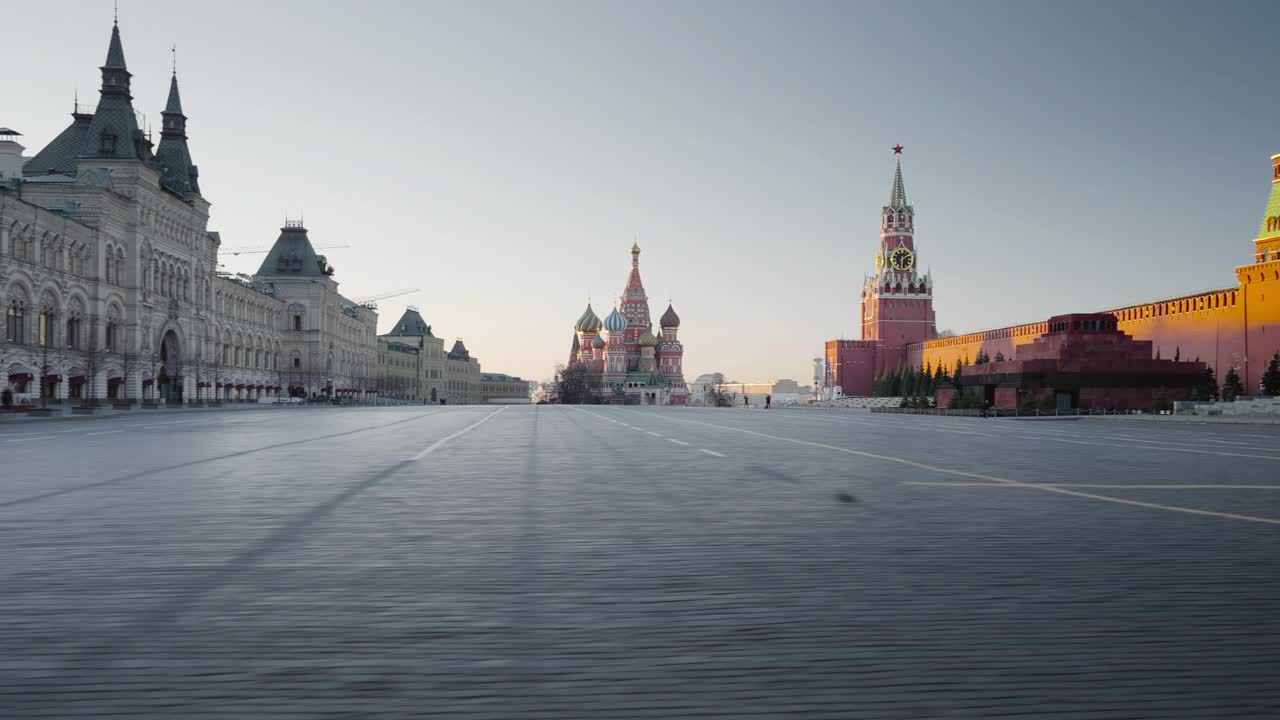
[0,20,380,404]
[567,245,688,404]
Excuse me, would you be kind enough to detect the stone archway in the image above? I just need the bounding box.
[159,329,183,403]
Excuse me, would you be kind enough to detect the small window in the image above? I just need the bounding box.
[99,132,117,153]
[293,357,301,369]
[293,314,302,331]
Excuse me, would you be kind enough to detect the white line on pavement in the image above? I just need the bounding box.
[3,435,55,442]
[408,407,506,461]
[668,439,692,446]
[85,430,124,436]
[699,448,726,457]
[1010,434,1280,460]
[654,414,1280,526]
[646,431,662,437]
[908,482,1280,490]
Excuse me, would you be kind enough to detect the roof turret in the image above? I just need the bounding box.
[385,307,433,337]
[256,222,331,277]
[86,20,149,162]
[154,72,199,196]
[592,334,606,349]
[448,339,471,360]
[639,328,658,347]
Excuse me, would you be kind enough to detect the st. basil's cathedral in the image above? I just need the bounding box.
[568,245,689,404]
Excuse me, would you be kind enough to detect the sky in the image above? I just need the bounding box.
[7,0,1280,383]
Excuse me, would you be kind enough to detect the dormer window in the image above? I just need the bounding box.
[99,132,117,153]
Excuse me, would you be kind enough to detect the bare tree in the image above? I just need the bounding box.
[32,341,68,410]
[704,372,734,408]
[116,349,147,405]
[80,316,112,408]
[208,355,224,405]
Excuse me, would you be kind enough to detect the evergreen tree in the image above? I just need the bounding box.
[1261,351,1280,397]
[952,359,963,389]
[1155,347,1161,360]
[1174,346,1181,362]
[1222,366,1244,401]
[1203,366,1219,401]
[994,351,1005,362]
[889,367,903,397]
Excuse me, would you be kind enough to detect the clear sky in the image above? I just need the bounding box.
[8,1,1280,383]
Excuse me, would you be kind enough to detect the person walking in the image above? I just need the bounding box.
[765,394,772,409]
[744,395,749,407]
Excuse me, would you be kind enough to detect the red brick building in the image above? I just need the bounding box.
[826,150,1280,403]
[933,314,1206,411]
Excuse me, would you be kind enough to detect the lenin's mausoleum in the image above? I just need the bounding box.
[826,149,1280,408]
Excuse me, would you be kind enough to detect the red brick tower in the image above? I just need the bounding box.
[860,149,937,354]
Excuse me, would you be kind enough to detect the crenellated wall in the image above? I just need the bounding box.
[904,268,1280,392]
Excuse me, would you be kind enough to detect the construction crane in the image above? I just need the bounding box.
[224,244,351,256]
[350,288,419,310]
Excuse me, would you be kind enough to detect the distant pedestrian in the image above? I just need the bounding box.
[766,394,772,409]
[744,396,749,407]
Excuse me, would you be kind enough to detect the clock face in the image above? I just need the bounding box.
[890,247,914,271]
[875,250,885,270]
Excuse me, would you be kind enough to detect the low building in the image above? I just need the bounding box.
[935,313,1208,411]
[478,372,529,403]
[375,308,518,405]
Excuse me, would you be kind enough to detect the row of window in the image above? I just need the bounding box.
[4,305,120,351]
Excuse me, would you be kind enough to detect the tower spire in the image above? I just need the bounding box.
[154,46,199,195]
[888,155,908,209]
[87,18,146,160]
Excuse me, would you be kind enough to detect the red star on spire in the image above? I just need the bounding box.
[892,144,904,154]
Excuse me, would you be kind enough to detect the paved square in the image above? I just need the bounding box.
[2,406,1279,718]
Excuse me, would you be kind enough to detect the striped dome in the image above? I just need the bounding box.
[603,307,628,333]
[592,334,606,349]
[575,304,602,333]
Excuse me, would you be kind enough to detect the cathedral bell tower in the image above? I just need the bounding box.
[860,147,936,348]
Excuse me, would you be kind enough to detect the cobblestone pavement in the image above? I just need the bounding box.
[2,405,1279,718]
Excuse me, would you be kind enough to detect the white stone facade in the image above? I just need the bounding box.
[1,22,376,406]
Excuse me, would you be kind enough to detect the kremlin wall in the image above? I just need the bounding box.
[828,152,1280,400]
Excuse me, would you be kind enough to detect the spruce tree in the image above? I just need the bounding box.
[1261,352,1280,397]
[994,351,1005,362]
[1203,366,1219,401]
[1222,367,1244,401]
[1174,346,1181,362]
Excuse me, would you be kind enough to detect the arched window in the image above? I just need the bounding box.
[38,309,56,348]
[5,301,26,344]
[65,316,80,349]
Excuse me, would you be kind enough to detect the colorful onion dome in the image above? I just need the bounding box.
[592,334,606,349]
[660,303,680,328]
[575,304,602,333]
[639,328,658,347]
[603,306,628,333]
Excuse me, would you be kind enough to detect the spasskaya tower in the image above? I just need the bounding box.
[860,147,937,348]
